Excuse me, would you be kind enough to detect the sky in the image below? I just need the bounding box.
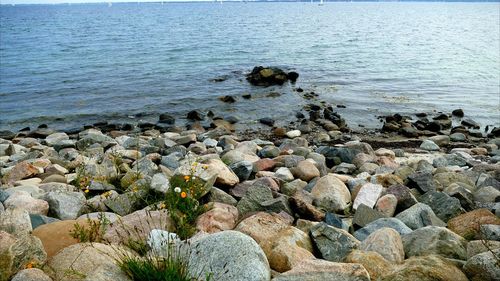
[1,0,216,5]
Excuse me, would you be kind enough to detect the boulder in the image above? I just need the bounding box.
[246,66,294,87]
[419,191,465,222]
[188,231,271,281]
[464,248,500,281]
[402,226,467,260]
[311,174,351,213]
[235,212,292,255]
[0,208,32,236]
[395,203,446,230]
[292,160,321,182]
[360,227,404,263]
[381,255,468,281]
[196,203,238,234]
[11,268,52,281]
[236,183,274,216]
[103,209,174,245]
[267,226,314,272]
[2,161,42,184]
[467,240,500,259]
[271,258,370,281]
[0,231,47,281]
[352,204,385,228]
[310,222,360,262]
[47,243,131,281]
[447,209,500,240]
[352,183,383,210]
[345,250,394,280]
[354,218,412,241]
[44,191,86,220]
[4,191,49,215]
[33,219,93,258]
[375,194,398,217]
[381,184,418,212]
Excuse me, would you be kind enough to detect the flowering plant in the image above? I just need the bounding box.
[164,163,209,240]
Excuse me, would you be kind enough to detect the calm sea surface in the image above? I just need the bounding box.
[1,2,499,131]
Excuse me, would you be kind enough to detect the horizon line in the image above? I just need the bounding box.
[2,0,500,4]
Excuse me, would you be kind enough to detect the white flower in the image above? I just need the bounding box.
[192,176,196,180]
[174,187,181,193]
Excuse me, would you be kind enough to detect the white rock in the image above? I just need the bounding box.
[147,229,180,256]
[151,173,170,194]
[353,183,383,210]
[286,130,302,138]
[275,167,295,181]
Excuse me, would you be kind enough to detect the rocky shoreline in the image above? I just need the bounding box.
[1,113,499,281]
[1,66,500,280]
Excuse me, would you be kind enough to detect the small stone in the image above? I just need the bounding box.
[420,140,440,151]
[275,167,294,181]
[259,117,275,126]
[286,130,301,138]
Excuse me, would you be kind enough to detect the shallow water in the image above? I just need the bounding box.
[1,2,499,131]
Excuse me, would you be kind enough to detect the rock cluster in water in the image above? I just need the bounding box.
[246,66,299,87]
[1,114,499,281]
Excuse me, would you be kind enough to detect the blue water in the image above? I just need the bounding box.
[1,2,499,131]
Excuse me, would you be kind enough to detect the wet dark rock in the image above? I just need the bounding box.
[0,130,16,140]
[382,122,400,132]
[400,127,419,138]
[296,87,304,93]
[259,118,275,127]
[452,109,464,118]
[219,95,237,103]
[246,66,290,87]
[416,113,427,118]
[433,113,449,121]
[158,113,175,124]
[187,110,204,121]
[28,128,56,138]
[295,112,305,119]
[461,118,480,129]
[488,127,500,138]
[323,108,346,128]
[210,75,229,82]
[287,71,299,83]
[336,104,346,108]
[225,116,239,124]
[425,121,442,132]
[242,94,252,99]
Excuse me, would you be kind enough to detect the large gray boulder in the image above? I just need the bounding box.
[402,226,467,260]
[189,230,271,281]
[464,248,500,281]
[44,191,86,220]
